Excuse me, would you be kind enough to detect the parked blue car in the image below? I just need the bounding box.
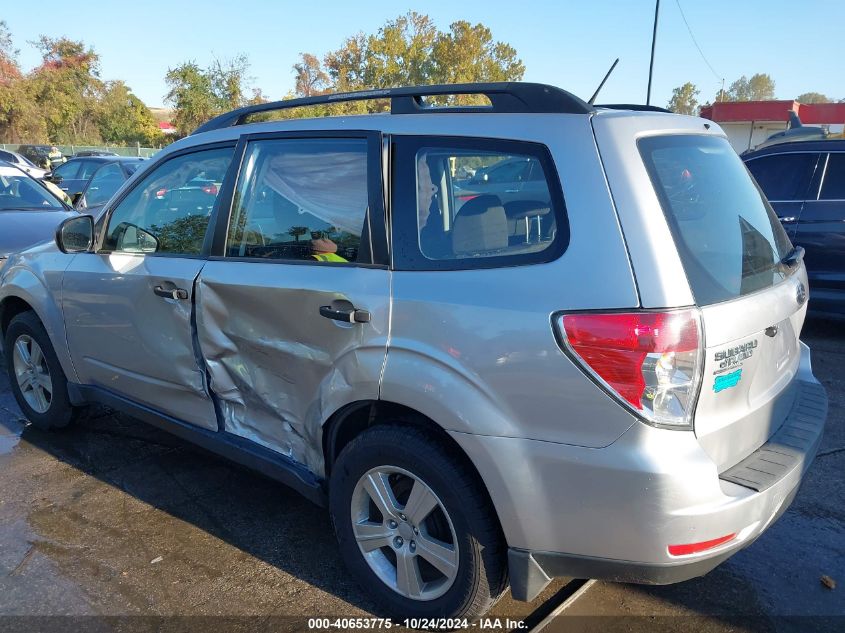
[744,139,845,317]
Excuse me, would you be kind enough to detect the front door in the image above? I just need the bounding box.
[63,145,236,430]
[195,132,389,469]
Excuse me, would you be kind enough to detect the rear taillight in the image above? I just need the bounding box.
[556,309,703,429]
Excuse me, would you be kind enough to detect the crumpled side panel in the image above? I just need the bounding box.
[194,263,390,476]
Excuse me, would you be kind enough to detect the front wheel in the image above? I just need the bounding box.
[329,425,507,620]
[4,311,82,430]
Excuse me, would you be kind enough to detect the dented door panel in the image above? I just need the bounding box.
[195,262,390,475]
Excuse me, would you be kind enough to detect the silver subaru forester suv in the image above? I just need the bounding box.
[0,83,828,619]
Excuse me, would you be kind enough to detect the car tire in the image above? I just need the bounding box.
[329,424,507,620]
[4,311,82,430]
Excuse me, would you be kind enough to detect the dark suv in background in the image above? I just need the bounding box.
[16,145,67,170]
[744,139,845,317]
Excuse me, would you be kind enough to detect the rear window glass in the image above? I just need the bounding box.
[639,135,792,306]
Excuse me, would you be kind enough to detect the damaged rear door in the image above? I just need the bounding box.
[195,131,389,472]
[63,145,236,429]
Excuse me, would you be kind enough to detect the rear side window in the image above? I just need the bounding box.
[819,153,845,200]
[392,136,568,270]
[745,153,819,201]
[226,138,370,264]
[640,135,792,306]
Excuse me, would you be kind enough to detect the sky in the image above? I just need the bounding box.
[2,0,843,110]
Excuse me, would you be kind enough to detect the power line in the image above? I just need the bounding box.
[674,0,722,82]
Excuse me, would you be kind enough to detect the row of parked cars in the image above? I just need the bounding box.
[0,85,836,620]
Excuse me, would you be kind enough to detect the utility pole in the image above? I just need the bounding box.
[646,0,660,105]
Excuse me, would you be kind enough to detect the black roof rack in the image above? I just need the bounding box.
[192,82,594,135]
[596,103,672,113]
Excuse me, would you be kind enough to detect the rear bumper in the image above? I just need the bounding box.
[449,343,827,602]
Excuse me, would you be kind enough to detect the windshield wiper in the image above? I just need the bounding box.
[781,245,805,269]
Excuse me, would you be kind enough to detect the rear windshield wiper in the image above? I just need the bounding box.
[781,245,805,269]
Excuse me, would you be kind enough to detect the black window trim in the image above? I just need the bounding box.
[389,134,569,272]
[95,141,239,259]
[206,129,389,268]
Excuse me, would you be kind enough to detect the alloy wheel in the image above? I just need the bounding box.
[350,466,459,601]
[12,335,53,414]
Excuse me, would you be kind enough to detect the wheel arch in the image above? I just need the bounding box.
[322,399,508,543]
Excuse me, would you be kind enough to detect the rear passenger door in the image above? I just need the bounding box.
[745,152,821,238]
[195,132,389,465]
[794,152,845,312]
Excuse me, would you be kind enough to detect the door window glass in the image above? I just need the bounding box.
[83,163,125,208]
[226,138,369,264]
[52,160,81,180]
[745,153,818,201]
[819,154,845,200]
[103,147,233,255]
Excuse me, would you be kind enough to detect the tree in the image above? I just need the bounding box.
[0,21,46,143]
[0,20,21,84]
[726,73,775,102]
[28,36,103,143]
[165,56,254,136]
[98,81,161,145]
[667,82,700,115]
[796,92,830,104]
[294,53,329,97]
[748,73,775,100]
[287,226,308,241]
[295,12,524,114]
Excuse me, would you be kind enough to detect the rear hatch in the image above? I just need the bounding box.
[639,134,807,470]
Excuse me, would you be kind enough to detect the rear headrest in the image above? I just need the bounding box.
[452,195,508,255]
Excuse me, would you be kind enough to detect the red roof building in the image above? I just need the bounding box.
[158,121,177,135]
[699,101,845,153]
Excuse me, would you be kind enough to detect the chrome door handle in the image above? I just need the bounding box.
[154,285,188,300]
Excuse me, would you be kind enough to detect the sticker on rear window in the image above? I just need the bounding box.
[714,369,742,393]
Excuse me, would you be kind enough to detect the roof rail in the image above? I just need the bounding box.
[191,82,594,135]
[596,103,673,113]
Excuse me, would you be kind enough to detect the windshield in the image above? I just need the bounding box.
[639,135,792,306]
[0,166,65,211]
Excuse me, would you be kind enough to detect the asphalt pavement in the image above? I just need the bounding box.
[0,317,842,633]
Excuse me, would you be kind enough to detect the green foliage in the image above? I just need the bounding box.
[724,73,776,102]
[284,11,525,116]
[165,55,253,136]
[796,92,830,104]
[29,36,103,143]
[668,82,700,115]
[98,81,162,146]
[0,22,46,143]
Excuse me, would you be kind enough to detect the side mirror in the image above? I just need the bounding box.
[56,215,94,253]
[48,174,62,184]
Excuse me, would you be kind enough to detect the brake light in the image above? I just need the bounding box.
[202,183,219,195]
[557,310,703,429]
[155,188,167,198]
[668,533,736,556]
[457,194,479,202]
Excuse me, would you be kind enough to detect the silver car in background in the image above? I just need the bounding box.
[0,83,827,620]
